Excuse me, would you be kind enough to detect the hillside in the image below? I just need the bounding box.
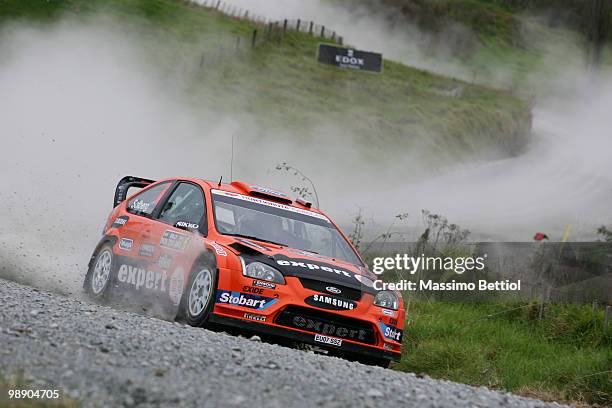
[0,0,532,163]
[349,0,612,91]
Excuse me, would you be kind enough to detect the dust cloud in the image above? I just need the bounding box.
[0,4,611,296]
[214,0,612,241]
[0,21,247,292]
[0,18,389,291]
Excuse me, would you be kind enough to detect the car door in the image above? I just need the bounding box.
[116,181,173,260]
[141,182,208,306]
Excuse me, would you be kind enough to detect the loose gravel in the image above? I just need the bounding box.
[0,278,569,408]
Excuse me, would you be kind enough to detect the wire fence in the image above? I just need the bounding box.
[185,0,344,68]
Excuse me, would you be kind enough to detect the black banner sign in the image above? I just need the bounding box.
[317,44,382,73]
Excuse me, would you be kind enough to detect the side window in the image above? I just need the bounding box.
[157,183,206,227]
[126,182,171,216]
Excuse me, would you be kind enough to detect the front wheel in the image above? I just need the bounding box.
[84,244,114,301]
[178,256,218,327]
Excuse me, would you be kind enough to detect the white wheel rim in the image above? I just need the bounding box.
[91,250,112,295]
[188,268,212,317]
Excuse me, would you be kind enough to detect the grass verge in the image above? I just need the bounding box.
[395,301,612,406]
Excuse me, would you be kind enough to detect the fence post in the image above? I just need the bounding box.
[338,36,343,45]
[296,19,301,31]
[244,10,248,20]
[275,21,280,43]
[321,25,325,38]
[283,19,288,34]
[251,29,257,48]
[538,285,551,320]
[309,21,313,35]
[331,31,336,42]
[215,0,221,10]
[605,305,611,329]
[593,299,599,312]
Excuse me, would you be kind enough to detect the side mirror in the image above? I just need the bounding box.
[174,221,200,232]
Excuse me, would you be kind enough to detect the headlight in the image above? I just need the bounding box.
[240,258,285,284]
[373,291,399,310]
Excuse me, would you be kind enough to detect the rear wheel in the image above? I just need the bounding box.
[179,256,218,327]
[84,244,114,301]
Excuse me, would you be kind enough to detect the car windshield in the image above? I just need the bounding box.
[211,190,363,266]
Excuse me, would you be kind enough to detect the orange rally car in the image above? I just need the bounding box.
[84,176,404,366]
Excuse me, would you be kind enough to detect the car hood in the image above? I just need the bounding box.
[222,237,378,294]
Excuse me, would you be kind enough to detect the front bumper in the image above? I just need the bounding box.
[213,270,404,362]
[209,314,402,362]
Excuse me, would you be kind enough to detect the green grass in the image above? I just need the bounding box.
[395,301,612,406]
[0,0,532,163]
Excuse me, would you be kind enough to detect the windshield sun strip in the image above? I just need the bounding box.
[211,189,330,223]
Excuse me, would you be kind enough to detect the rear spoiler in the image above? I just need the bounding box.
[113,176,156,208]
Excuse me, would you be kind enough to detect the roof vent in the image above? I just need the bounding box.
[295,197,312,208]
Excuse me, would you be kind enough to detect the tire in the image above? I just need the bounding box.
[178,255,218,327]
[84,244,114,301]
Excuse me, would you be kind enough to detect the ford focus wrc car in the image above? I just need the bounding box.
[85,176,405,366]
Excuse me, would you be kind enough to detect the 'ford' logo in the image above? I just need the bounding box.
[325,286,341,295]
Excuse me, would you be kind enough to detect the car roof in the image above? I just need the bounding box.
[161,177,320,214]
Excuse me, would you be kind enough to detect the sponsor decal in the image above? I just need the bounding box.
[384,343,394,350]
[381,309,395,317]
[325,286,341,295]
[242,285,264,295]
[158,253,173,269]
[208,241,227,257]
[175,221,199,230]
[129,199,151,212]
[160,230,191,251]
[212,189,330,222]
[215,290,277,310]
[244,313,266,322]
[118,264,167,292]
[111,215,129,228]
[249,185,289,198]
[119,238,133,251]
[168,267,185,305]
[379,322,403,342]
[276,259,355,280]
[305,294,356,311]
[252,280,276,289]
[117,264,183,305]
[290,315,369,342]
[275,256,376,290]
[138,243,156,257]
[389,318,398,326]
[314,334,342,347]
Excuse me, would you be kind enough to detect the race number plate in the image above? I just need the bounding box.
[314,334,342,347]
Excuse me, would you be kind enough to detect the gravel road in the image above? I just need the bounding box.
[0,278,568,408]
